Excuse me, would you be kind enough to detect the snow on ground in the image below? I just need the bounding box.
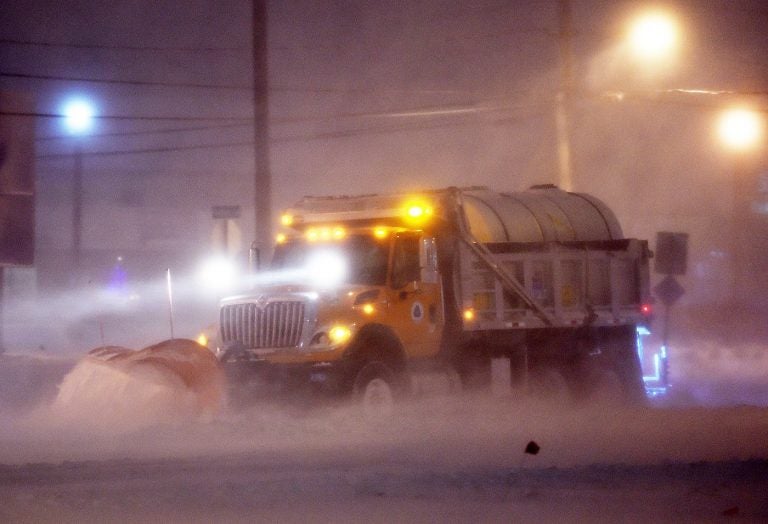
[1,344,767,522]
[670,338,768,406]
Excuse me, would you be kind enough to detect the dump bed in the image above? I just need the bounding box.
[455,187,651,330]
[457,239,650,330]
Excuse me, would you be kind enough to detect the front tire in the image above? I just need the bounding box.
[353,361,398,418]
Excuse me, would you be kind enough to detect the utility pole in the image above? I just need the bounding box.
[732,156,751,299]
[555,0,575,191]
[252,0,272,258]
[72,146,83,266]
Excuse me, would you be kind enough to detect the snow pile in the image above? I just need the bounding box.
[48,355,202,433]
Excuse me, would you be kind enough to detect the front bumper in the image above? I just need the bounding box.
[221,354,351,401]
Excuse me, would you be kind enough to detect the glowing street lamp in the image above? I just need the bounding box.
[717,107,764,152]
[627,10,679,62]
[62,98,96,135]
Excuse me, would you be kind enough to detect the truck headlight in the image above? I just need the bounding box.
[305,250,348,288]
[309,324,352,349]
[328,325,352,344]
[197,256,238,292]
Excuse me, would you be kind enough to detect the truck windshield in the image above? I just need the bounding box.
[271,235,389,286]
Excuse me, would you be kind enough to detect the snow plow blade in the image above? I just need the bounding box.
[55,339,225,426]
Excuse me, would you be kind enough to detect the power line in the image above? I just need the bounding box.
[273,110,546,143]
[659,88,768,97]
[1,70,476,97]
[1,110,251,122]
[0,37,247,53]
[0,71,251,91]
[36,140,255,159]
[4,99,547,127]
[272,84,470,96]
[36,123,252,141]
[34,107,548,160]
[271,101,550,125]
[1,70,481,98]
[597,89,768,105]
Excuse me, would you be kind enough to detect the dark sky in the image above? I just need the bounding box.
[1,1,765,186]
[1,0,767,302]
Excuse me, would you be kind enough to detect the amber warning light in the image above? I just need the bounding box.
[402,199,434,224]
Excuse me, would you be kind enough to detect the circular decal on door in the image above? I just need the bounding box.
[411,301,424,323]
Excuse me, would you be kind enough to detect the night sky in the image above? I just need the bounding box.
[1,0,767,304]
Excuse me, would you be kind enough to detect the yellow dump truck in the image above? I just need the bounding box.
[215,186,653,407]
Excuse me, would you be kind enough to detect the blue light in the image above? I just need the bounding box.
[108,256,128,294]
[636,326,669,397]
[643,348,664,382]
[62,98,96,134]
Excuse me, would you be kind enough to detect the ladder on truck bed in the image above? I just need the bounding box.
[457,230,558,327]
[452,189,557,327]
[451,190,647,331]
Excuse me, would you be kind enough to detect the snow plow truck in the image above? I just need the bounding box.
[214,185,653,408]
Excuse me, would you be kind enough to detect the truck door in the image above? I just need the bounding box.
[387,232,444,358]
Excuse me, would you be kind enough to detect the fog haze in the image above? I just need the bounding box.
[1,3,767,519]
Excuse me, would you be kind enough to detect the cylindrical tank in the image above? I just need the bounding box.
[461,186,623,243]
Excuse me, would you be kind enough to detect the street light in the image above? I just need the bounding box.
[61,97,96,267]
[717,107,764,152]
[627,10,680,62]
[62,99,96,135]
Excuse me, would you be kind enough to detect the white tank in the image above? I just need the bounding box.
[461,185,623,243]
[286,185,624,243]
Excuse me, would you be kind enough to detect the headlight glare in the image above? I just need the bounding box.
[328,325,352,345]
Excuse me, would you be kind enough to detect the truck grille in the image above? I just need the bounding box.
[220,301,305,349]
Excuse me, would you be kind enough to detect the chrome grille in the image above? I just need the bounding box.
[220,301,305,348]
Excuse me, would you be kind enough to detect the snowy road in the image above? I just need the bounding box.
[1,353,768,522]
[2,453,766,522]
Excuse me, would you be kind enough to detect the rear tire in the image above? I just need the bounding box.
[455,349,492,391]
